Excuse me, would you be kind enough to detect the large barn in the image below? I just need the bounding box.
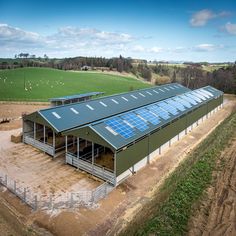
[23,83,223,186]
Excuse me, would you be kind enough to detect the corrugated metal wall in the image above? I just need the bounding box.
[116,96,223,176]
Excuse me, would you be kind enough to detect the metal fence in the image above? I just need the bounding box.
[0,171,113,211]
[23,135,55,156]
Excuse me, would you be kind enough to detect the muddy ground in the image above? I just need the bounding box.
[0,103,48,131]
[0,213,18,236]
[0,96,235,236]
[188,135,236,236]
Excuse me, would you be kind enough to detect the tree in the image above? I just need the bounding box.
[44,54,49,60]
[171,71,177,83]
[141,67,152,81]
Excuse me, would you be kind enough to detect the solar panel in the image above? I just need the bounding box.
[194,90,209,99]
[136,108,160,125]
[122,113,149,131]
[166,99,186,111]
[105,117,134,139]
[200,89,213,97]
[191,91,206,101]
[158,102,179,115]
[148,105,171,120]
[174,97,192,108]
[207,87,217,93]
[185,94,201,103]
[180,94,197,105]
[189,93,203,102]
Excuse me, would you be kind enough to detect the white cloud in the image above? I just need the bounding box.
[190,9,231,27]
[224,22,236,35]
[194,43,224,52]
[148,47,164,53]
[0,23,229,60]
[0,23,136,57]
[0,23,43,47]
[132,45,145,52]
[131,45,165,54]
[53,26,133,44]
[172,47,186,53]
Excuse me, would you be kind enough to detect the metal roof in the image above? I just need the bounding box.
[27,83,190,132]
[76,86,223,150]
[49,92,104,102]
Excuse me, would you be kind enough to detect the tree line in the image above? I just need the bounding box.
[0,54,235,94]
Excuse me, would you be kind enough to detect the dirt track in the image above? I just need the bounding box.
[188,136,236,236]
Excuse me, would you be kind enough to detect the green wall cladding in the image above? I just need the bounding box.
[65,126,115,151]
[186,104,207,127]
[116,137,148,176]
[208,97,221,112]
[149,117,186,153]
[116,96,223,177]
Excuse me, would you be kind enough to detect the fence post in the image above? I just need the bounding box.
[91,190,95,202]
[14,181,16,193]
[23,188,27,202]
[104,183,107,197]
[34,195,38,211]
[70,193,73,208]
[50,195,53,210]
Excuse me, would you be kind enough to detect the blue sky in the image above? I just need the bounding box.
[0,0,236,62]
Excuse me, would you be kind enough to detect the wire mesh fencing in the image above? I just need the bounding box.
[0,171,113,211]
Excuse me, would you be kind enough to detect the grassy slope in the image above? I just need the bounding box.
[0,68,150,101]
[121,110,236,236]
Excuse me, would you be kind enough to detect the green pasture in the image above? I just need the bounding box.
[0,68,150,101]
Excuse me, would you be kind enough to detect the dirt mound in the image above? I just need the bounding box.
[188,137,236,236]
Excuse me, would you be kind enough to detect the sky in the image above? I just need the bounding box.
[0,0,236,62]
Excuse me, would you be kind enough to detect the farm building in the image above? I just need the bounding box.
[23,83,223,186]
[49,92,104,106]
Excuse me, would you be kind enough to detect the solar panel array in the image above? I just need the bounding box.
[103,87,219,140]
[37,83,190,132]
[105,117,134,139]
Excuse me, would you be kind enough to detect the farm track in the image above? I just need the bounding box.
[188,137,236,236]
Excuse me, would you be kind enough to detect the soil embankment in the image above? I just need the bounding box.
[188,137,236,236]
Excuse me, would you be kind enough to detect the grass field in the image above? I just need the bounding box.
[121,110,236,236]
[0,68,151,101]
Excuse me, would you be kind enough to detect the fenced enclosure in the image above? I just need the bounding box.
[0,171,113,211]
[66,152,116,185]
